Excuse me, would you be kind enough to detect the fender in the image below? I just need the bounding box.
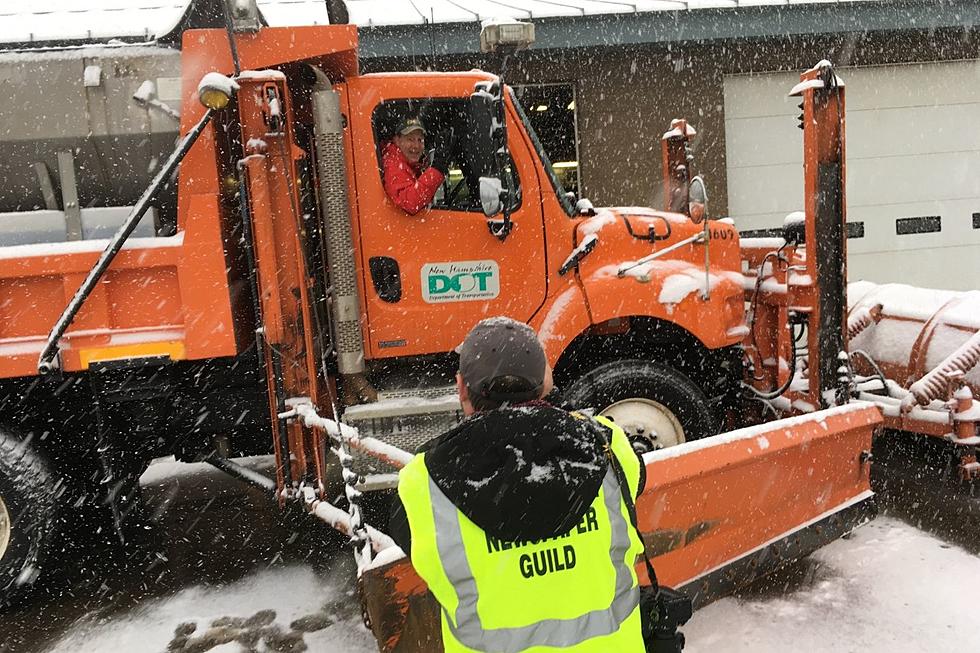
[574,209,746,350]
[580,260,744,350]
[528,277,593,365]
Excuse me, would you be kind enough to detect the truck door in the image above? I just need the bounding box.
[345,77,548,360]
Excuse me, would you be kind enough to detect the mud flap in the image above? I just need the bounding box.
[358,403,881,652]
[359,560,441,653]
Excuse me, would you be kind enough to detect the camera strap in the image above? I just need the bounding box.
[597,426,660,596]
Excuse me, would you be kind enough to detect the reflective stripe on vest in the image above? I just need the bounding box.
[428,467,639,652]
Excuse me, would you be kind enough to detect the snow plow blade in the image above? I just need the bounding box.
[640,403,880,606]
[358,403,881,652]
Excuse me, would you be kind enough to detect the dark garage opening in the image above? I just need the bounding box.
[513,83,580,197]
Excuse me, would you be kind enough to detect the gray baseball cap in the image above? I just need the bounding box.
[457,317,547,404]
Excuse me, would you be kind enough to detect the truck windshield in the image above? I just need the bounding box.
[509,88,576,216]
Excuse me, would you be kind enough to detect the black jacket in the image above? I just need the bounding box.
[387,400,645,555]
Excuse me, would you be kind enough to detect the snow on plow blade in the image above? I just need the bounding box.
[358,403,881,652]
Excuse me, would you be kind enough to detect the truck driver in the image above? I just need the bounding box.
[382,116,453,215]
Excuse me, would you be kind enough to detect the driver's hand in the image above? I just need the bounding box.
[431,128,455,175]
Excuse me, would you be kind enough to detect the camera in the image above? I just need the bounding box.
[641,586,694,653]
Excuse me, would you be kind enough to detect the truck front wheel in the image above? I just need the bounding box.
[0,427,60,608]
[564,360,717,452]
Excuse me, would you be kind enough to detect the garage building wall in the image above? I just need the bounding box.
[725,59,980,290]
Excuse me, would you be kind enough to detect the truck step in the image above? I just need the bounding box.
[342,386,462,475]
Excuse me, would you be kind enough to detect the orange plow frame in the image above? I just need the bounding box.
[357,403,881,652]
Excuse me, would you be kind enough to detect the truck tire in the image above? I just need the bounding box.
[564,360,717,452]
[0,428,60,608]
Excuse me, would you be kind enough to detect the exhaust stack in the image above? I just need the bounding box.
[311,74,365,377]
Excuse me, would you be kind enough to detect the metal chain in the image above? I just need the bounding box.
[338,443,371,564]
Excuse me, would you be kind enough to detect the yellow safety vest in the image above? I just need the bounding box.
[397,416,645,652]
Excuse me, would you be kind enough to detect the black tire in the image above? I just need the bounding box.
[0,427,60,609]
[564,360,718,447]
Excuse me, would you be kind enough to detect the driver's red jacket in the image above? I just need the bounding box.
[381,141,445,215]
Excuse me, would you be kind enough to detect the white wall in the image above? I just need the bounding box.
[724,60,980,291]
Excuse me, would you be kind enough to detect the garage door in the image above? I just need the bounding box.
[724,60,980,291]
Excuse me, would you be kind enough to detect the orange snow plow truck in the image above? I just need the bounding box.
[0,7,880,647]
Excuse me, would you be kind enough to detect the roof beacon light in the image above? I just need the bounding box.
[230,0,261,33]
[480,18,535,54]
[197,72,240,110]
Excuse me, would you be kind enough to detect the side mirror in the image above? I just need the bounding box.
[479,177,504,217]
[688,175,708,224]
[469,81,511,221]
[468,83,501,181]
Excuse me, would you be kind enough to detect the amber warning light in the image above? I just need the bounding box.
[197,72,240,111]
[480,19,536,53]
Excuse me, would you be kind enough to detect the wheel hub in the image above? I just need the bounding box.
[0,494,10,561]
[599,398,686,453]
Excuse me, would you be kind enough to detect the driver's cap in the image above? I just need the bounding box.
[397,116,427,135]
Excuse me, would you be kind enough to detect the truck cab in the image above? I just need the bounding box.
[329,67,746,464]
[346,72,552,360]
[346,70,746,359]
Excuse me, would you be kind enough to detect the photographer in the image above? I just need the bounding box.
[389,317,653,651]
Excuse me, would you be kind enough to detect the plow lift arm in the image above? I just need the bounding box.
[799,60,850,409]
[177,5,366,502]
[740,60,850,413]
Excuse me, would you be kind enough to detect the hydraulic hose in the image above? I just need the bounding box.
[744,321,798,400]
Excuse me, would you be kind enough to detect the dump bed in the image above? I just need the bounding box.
[0,207,239,379]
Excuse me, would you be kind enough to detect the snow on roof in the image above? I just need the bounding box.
[0,0,881,45]
[264,1,882,28]
[0,1,190,45]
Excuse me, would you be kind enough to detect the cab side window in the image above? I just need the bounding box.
[372,98,520,213]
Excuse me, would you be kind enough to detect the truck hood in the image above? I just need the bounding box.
[566,205,744,334]
[576,206,697,244]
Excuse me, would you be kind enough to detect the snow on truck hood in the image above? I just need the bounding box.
[574,207,744,314]
[576,206,704,253]
[578,206,691,238]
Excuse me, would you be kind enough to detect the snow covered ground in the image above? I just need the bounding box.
[686,516,980,652]
[2,458,974,653]
[44,564,377,653]
[35,498,979,653]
